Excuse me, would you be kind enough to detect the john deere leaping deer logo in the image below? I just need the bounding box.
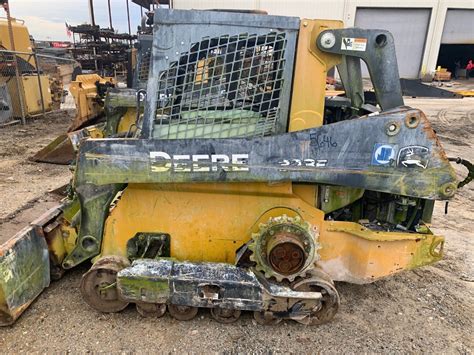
[397,146,430,169]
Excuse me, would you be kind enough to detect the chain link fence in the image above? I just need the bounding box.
[0,49,79,125]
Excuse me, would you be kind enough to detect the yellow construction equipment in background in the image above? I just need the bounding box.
[0,17,57,119]
[68,74,115,131]
[31,74,116,164]
[0,16,33,60]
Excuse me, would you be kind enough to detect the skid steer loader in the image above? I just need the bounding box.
[1,9,471,326]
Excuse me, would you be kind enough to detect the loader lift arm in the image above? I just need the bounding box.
[320,28,404,111]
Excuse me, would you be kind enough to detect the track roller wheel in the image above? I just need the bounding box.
[168,304,199,321]
[291,269,340,325]
[210,308,241,324]
[80,256,130,313]
[253,311,282,325]
[136,302,167,318]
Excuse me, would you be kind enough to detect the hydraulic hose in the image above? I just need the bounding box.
[448,157,473,188]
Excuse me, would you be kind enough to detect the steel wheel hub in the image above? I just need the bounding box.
[248,215,319,281]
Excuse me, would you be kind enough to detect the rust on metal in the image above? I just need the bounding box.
[268,233,306,275]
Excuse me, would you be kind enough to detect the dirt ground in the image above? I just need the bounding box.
[0,96,473,353]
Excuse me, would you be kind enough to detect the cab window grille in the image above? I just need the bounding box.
[153,32,287,139]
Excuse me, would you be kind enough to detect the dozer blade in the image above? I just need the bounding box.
[30,133,75,165]
[0,227,50,326]
[0,206,63,326]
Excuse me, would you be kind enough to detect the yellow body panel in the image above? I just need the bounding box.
[0,75,52,117]
[101,182,309,263]
[0,18,34,66]
[289,20,342,131]
[69,74,115,130]
[456,90,474,97]
[100,183,443,284]
[117,107,138,134]
[21,75,53,114]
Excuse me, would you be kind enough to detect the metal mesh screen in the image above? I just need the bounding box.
[153,32,288,139]
[138,51,151,83]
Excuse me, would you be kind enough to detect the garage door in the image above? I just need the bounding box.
[355,8,431,78]
[441,9,474,44]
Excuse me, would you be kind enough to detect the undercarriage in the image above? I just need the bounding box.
[80,257,339,325]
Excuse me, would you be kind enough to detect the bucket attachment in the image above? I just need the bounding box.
[30,133,75,165]
[0,206,64,326]
[0,226,50,326]
[30,125,104,165]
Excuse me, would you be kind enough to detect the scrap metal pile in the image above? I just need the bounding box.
[68,23,136,76]
[1,9,472,327]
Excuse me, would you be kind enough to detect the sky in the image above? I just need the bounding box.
[7,0,146,41]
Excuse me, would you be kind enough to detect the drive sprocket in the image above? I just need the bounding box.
[248,215,320,282]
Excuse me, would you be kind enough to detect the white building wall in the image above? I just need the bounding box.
[424,0,474,79]
[173,0,474,79]
[343,0,474,79]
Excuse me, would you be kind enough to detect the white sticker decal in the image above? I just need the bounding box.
[341,37,367,52]
[278,158,327,171]
[397,146,430,169]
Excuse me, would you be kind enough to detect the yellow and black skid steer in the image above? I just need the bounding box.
[1,9,472,326]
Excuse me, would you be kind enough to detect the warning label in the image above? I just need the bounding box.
[341,37,367,51]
